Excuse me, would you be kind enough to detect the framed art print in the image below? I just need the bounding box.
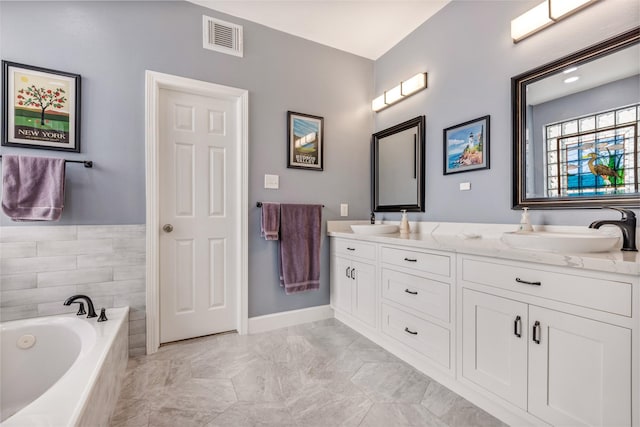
[287,111,323,171]
[443,115,490,175]
[2,61,81,152]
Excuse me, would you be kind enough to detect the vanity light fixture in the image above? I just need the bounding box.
[372,72,427,112]
[511,0,600,43]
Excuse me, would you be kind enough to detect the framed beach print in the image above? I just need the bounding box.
[287,111,323,171]
[443,115,490,175]
[2,61,81,152]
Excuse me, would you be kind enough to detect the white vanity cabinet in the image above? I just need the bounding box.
[330,238,377,327]
[459,255,633,427]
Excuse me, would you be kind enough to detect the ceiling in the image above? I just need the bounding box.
[188,0,451,60]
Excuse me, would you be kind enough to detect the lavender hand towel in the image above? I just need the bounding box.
[260,202,280,240]
[279,204,322,295]
[1,155,66,221]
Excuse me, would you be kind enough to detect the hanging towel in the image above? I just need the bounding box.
[260,202,281,240]
[279,203,322,295]
[1,155,66,221]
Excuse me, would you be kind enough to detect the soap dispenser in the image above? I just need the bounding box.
[518,207,534,232]
[400,210,410,235]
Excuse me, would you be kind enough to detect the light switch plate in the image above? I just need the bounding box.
[340,204,348,217]
[459,182,471,191]
[264,174,279,189]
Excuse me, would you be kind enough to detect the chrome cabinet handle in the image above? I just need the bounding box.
[533,321,541,344]
[404,289,418,295]
[404,257,417,262]
[162,224,174,233]
[404,327,418,335]
[515,277,541,286]
[351,268,356,280]
[346,267,351,278]
[514,315,522,338]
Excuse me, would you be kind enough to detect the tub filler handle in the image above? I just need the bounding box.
[98,308,108,322]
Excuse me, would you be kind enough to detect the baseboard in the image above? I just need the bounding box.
[247,304,334,334]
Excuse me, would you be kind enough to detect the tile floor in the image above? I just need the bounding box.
[110,318,507,427]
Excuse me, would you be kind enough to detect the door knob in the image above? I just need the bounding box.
[162,224,174,233]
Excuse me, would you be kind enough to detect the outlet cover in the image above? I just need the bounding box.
[264,174,279,189]
[340,204,348,217]
[459,182,471,191]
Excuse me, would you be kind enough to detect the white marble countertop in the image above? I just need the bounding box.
[327,221,639,277]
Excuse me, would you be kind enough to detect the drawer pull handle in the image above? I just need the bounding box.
[404,257,417,262]
[404,289,418,295]
[404,327,418,335]
[514,315,522,338]
[515,277,541,286]
[346,267,351,278]
[533,321,541,344]
[346,247,356,251]
[351,268,356,280]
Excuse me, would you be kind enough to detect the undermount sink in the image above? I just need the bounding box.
[350,224,399,235]
[502,229,620,253]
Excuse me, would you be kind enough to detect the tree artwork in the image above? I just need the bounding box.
[16,85,67,126]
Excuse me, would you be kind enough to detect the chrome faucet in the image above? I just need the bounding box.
[64,295,98,318]
[589,207,637,252]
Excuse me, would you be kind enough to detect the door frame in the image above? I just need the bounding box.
[144,70,249,354]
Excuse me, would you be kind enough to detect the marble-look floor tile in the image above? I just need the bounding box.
[439,396,508,427]
[359,403,448,427]
[206,402,297,427]
[421,381,460,417]
[146,378,237,413]
[351,362,431,403]
[110,398,148,426]
[147,407,218,427]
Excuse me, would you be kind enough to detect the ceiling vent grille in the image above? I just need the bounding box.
[203,15,243,57]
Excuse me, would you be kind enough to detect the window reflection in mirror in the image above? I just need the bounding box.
[512,27,640,208]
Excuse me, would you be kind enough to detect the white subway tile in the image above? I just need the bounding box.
[0,285,77,307]
[0,305,38,321]
[112,238,145,252]
[0,274,37,291]
[77,252,144,268]
[77,225,145,240]
[37,239,113,256]
[114,291,146,308]
[77,279,145,297]
[0,226,77,243]
[0,242,37,259]
[37,267,113,288]
[113,265,145,281]
[1,256,76,275]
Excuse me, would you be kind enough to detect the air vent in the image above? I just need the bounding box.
[203,15,243,57]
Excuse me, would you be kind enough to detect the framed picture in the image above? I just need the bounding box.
[443,115,490,175]
[287,111,323,171]
[2,61,81,152]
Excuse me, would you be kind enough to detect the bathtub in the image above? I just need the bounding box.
[1,307,129,426]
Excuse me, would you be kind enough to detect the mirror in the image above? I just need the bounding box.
[512,27,640,208]
[372,116,425,212]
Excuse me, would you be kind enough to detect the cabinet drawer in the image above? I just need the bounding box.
[333,239,376,260]
[382,268,450,323]
[460,257,632,317]
[381,303,450,369]
[381,247,450,278]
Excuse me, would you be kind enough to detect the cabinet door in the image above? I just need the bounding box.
[352,260,376,326]
[461,289,528,409]
[332,256,352,314]
[528,306,631,427]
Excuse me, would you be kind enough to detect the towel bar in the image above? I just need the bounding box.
[257,202,324,207]
[0,155,93,168]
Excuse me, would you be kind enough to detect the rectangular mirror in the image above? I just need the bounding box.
[512,27,640,208]
[372,116,425,212]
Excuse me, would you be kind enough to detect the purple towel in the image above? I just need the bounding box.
[279,204,322,295]
[1,155,66,221]
[260,202,280,240]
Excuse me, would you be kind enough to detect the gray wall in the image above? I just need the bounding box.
[373,0,640,226]
[530,76,640,194]
[0,1,374,317]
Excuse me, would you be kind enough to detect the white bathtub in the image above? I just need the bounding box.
[0,307,129,427]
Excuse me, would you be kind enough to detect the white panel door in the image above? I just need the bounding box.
[528,305,631,427]
[159,88,238,343]
[461,289,528,410]
[352,260,376,327]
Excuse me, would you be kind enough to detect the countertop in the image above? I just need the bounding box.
[327,221,640,277]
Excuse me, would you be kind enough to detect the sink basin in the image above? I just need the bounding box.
[351,224,399,235]
[502,229,620,253]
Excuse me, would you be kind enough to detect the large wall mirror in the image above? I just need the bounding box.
[372,116,425,212]
[512,27,640,208]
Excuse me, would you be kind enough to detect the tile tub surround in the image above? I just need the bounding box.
[110,318,505,427]
[328,221,640,276]
[0,225,146,356]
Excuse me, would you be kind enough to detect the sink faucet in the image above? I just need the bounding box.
[589,207,637,252]
[63,295,98,318]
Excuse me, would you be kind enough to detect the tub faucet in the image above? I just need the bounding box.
[588,207,637,252]
[63,295,97,318]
